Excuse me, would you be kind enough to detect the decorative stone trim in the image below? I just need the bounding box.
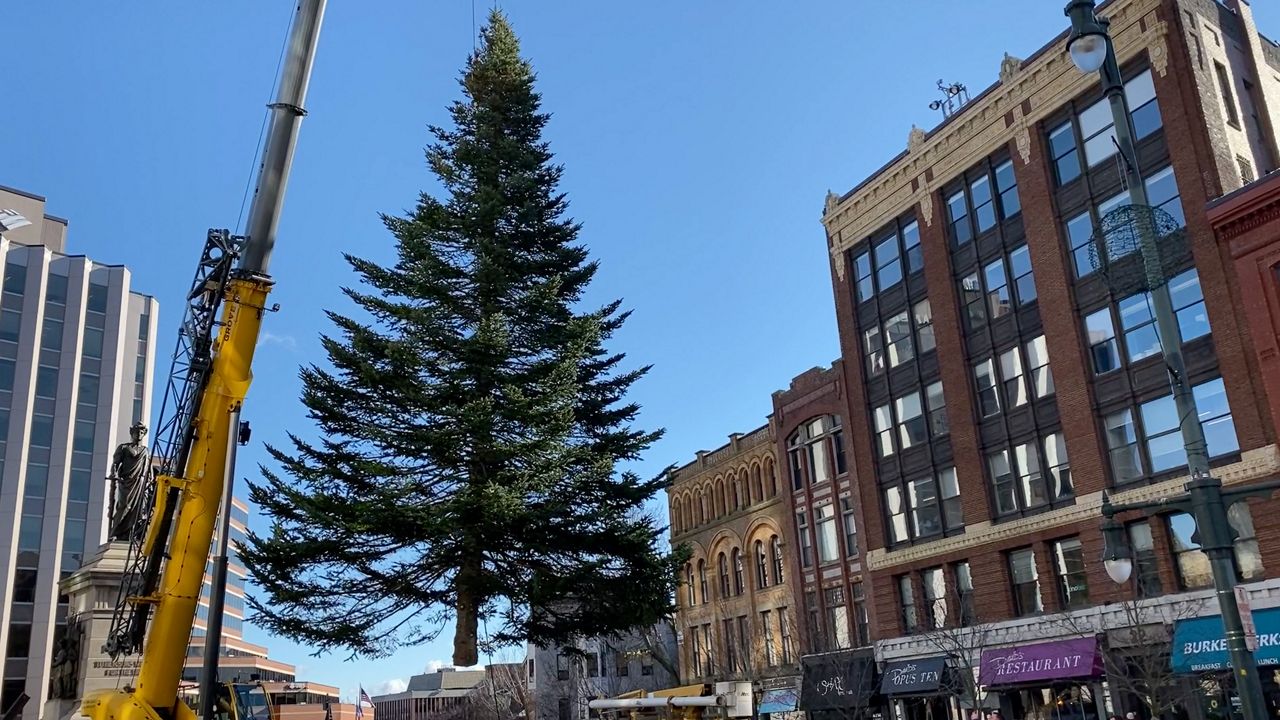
[877,578,1280,662]
[866,445,1280,570]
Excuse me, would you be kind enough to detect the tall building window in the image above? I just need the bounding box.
[686,564,696,606]
[805,592,822,652]
[1053,537,1090,609]
[988,434,1071,516]
[825,587,851,650]
[731,548,744,595]
[884,467,962,545]
[718,553,730,598]
[698,560,708,602]
[1049,121,1081,184]
[895,390,926,450]
[761,610,777,667]
[841,498,858,556]
[961,272,986,331]
[874,403,894,457]
[722,619,737,673]
[779,607,794,664]
[914,299,935,354]
[1026,335,1053,398]
[946,157,1021,246]
[999,346,1027,408]
[984,256,1012,319]
[1009,548,1043,616]
[922,567,947,629]
[815,504,839,564]
[926,381,948,436]
[1070,166,1184,277]
[1068,69,1162,170]
[1169,506,1263,589]
[1128,520,1162,597]
[755,541,768,590]
[850,216,925,303]
[796,512,813,568]
[885,310,914,369]
[788,416,845,486]
[1104,378,1238,483]
[953,561,975,625]
[737,615,751,672]
[852,582,870,647]
[899,575,919,634]
[974,359,1000,417]
[771,535,785,584]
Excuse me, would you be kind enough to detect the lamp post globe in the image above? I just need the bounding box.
[1104,557,1133,585]
[1064,0,1110,74]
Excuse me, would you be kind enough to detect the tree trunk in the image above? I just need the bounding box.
[454,552,482,666]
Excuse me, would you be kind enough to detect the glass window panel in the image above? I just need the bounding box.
[926,381,948,436]
[1054,538,1090,609]
[948,191,971,245]
[989,450,1017,515]
[87,284,108,313]
[984,258,1010,318]
[913,299,935,354]
[972,176,996,232]
[974,359,1000,417]
[1131,100,1163,139]
[874,404,894,457]
[1126,70,1157,109]
[1000,347,1028,408]
[939,467,963,529]
[1195,379,1239,458]
[1044,432,1073,498]
[902,221,923,274]
[885,486,909,544]
[961,273,985,330]
[1015,441,1047,508]
[854,252,874,302]
[909,478,941,538]
[885,311,914,368]
[896,391,926,449]
[1105,409,1142,484]
[875,234,903,291]
[1026,335,1053,397]
[1085,309,1120,374]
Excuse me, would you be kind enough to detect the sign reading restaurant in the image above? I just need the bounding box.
[979,638,1103,687]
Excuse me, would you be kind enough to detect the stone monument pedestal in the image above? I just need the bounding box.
[42,542,140,720]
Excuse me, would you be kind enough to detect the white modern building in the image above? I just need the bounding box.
[0,185,158,717]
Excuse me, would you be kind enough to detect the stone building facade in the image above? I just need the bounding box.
[667,425,799,691]
[816,1,1280,720]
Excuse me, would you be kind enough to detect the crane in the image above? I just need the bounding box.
[83,2,327,720]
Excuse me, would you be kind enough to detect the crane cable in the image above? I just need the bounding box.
[236,3,298,236]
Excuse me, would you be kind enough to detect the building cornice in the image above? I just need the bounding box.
[822,0,1167,270]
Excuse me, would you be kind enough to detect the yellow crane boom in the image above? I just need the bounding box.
[83,3,327,719]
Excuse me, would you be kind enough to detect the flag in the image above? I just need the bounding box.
[355,687,366,720]
[360,688,373,707]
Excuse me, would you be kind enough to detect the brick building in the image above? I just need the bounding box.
[814,1,1280,720]
[667,425,800,701]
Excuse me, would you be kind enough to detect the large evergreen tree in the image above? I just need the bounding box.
[241,11,682,665]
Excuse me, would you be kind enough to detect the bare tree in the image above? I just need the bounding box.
[1049,595,1209,720]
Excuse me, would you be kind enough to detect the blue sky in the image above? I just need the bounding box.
[6,0,1278,702]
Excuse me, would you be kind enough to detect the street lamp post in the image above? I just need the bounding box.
[1064,3,1279,720]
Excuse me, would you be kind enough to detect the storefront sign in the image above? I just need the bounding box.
[1172,607,1280,672]
[800,650,878,711]
[879,657,946,695]
[979,638,1102,686]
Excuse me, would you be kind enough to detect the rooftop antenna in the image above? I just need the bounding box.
[929,80,971,118]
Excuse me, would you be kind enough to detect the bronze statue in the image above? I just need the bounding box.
[49,624,81,700]
[108,423,151,542]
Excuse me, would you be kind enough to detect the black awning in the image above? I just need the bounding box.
[800,650,878,711]
[879,657,946,696]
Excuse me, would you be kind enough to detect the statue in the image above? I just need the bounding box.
[49,625,81,700]
[108,423,151,542]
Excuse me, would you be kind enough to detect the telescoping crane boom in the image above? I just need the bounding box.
[83,3,327,720]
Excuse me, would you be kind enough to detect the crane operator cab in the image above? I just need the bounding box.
[213,682,274,720]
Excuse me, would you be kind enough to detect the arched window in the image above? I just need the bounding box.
[718,553,730,598]
[696,492,705,525]
[732,548,744,595]
[787,416,847,489]
[697,560,708,602]
[752,465,764,504]
[765,457,778,497]
[755,540,769,589]
[714,482,725,517]
[732,480,741,511]
[685,563,696,605]
[771,535,785,585]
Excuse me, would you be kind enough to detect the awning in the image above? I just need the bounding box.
[1172,607,1280,673]
[759,688,799,714]
[880,657,946,696]
[799,650,878,711]
[979,637,1103,687]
